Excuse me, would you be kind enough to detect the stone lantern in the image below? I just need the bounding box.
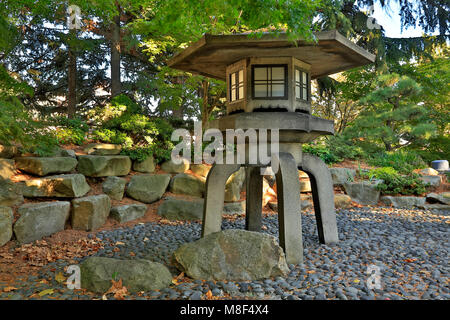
[168,30,375,264]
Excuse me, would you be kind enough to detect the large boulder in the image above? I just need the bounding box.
[110,204,147,223]
[80,257,172,293]
[172,229,289,281]
[0,206,13,246]
[0,177,24,206]
[132,157,155,173]
[83,143,122,155]
[71,195,111,231]
[0,145,18,159]
[426,192,450,205]
[13,201,70,244]
[77,155,131,177]
[343,181,381,205]
[161,157,190,174]
[126,174,171,203]
[20,174,90,198]
[15,157,78,176]
[0,159,15,179]
[419,175,442,188]
[170,173,206,197]
[380,196,426,208]
[102,176,126,201]
[299,179,311,192]
[330,167,356,186]
[419,168,439,176]
[190,164,211,178]
[224,168,246,202]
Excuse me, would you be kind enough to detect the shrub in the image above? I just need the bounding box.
[53,117,89,145]
[302,142,341,164]
[364,167,428,195]
[367,150,427,174]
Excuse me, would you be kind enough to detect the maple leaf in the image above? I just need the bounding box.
[205,290,213,300]
[3,286,17,292]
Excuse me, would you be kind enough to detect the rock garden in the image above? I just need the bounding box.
[0,142,448,300]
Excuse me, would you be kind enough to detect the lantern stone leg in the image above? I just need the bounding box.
[245,166,263,232]
[201,163,241,237]
[299,153,339,244]
[274,152,304,265]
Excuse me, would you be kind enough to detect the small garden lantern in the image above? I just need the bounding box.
[168,30,375,264]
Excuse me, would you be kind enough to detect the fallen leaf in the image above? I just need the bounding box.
[105,279,128,300]
[38,289,54,297]
[3,287,17,292]
[205,290,213,300]
[55,272,66,283]
[404,258,417,263]
[113,247,120,252]
[115,241,125,246]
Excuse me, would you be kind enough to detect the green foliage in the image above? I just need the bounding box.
[364,167,428,196]
[53,117,89,145]
[91,94,175,163]
[367,150,427,174]
[302,142,341,164]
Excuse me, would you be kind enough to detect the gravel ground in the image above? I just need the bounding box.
[1,206,449,300]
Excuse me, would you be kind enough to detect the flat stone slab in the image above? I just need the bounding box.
[172,229,289,281]
[343,181,380,205]
[80,257,172,293]
[330,167,356,186]
[20,174,90,198]
[380,196,426,208]
[83,143,122,155]
[170,173,206,197]
[110,204,147,223]
[0,206,13,246]
[71,195,111,231]
[77,155,131,177]
[15,157,78,176]
[126,174,171,203]
[426,192,450,205]
[14,201,70,244]
[0,159,15,180]
[0,177,24,206]
[102,176,126,201]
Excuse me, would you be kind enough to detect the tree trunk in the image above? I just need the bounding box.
[67,29,77,119]
[110,10,121,97]
[201,80,210,128]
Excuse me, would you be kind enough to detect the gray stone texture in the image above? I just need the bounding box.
[20,174,90,198]
[126,174,170,203]
[80,257,172,293]
[426,192,450,205]
[77,155,131,177]
[110,204,147,223]
[132,157,156,173]
[380,196,426,208]
[0,206,13,246]
[172,229,289,281]
[170,173,206,197]
[71,195,111,231]
[419,175,442,187]
[161,158,190,173]
[334,194,352,208]
[0,145,18,159]
[15,157,78,176]
[102,176,126,201]
[190,164,211,177]
[343,181,381,205]
[224,167,246,202]
[0,159,15,180]
[0,177,24,206]
[14,201,70,244]
[330,167,356,186]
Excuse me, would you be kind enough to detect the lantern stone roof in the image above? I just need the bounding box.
[168,30,375,81]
